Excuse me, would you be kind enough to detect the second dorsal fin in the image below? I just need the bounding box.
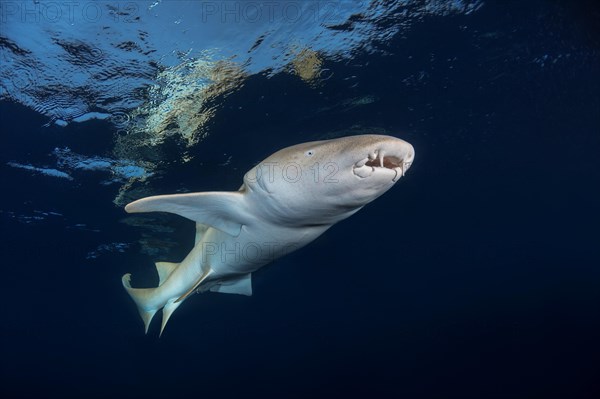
[155,262,179,286]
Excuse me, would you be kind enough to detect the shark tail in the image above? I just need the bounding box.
[121,262,183,336]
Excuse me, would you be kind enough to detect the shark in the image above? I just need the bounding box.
[122,134,415,336]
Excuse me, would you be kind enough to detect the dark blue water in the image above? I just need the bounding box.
[1,1,599,398]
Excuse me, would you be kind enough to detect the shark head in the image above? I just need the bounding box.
[243,134,415,225]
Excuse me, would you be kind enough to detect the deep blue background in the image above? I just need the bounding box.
[1,1,599,398]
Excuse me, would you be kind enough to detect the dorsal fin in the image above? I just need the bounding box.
[155,262,179,286]
[125,191,248,237]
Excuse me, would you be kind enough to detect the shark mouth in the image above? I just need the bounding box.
[353,150,410,182]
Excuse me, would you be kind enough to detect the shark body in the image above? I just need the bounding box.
[123,134,415,335]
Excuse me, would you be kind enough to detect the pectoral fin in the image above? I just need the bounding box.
[195,223,210,244]
[125,191,248,237]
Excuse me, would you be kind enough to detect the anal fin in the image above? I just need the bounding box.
[210,273,253,296]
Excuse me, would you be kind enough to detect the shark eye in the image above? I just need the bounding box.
[305,150,315,157]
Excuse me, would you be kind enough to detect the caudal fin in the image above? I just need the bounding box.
[121,261,183,336]
[122,274,161,334]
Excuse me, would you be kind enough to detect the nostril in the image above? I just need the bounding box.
[365,158,379,167]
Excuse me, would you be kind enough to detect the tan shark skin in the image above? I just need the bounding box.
[122,134,415,336]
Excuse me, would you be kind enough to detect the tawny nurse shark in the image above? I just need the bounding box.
[123,134,415,335]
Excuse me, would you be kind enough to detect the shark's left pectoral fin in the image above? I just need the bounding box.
[125,191,248,236]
